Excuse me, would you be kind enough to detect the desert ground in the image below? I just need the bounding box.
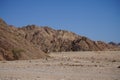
[0,51,120,80]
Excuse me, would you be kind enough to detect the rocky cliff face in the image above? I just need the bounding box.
[0,18,119,60]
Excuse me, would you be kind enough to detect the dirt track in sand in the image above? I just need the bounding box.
[0,51,120,80]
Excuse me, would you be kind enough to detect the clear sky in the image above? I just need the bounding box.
[0,0,120,43]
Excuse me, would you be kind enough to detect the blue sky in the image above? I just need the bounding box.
[0,0,120,43]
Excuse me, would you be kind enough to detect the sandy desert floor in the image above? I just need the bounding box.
[0,51,120,80]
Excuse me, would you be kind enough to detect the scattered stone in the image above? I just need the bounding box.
[117,66,120,68]
[112,60,116,62]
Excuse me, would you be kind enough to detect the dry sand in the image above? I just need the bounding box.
[0,51,120,80]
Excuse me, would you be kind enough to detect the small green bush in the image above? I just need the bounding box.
[12,48,24,60]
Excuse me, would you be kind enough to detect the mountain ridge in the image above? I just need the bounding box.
[0,18,119,60]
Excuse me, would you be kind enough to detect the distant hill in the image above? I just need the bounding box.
[0,18,119,60]
[108,42,120,47]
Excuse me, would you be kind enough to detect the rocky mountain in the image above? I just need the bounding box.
[0,18,119,60]
[0,18,48,60]
[19,25,117,52]
[108,42,120,47]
